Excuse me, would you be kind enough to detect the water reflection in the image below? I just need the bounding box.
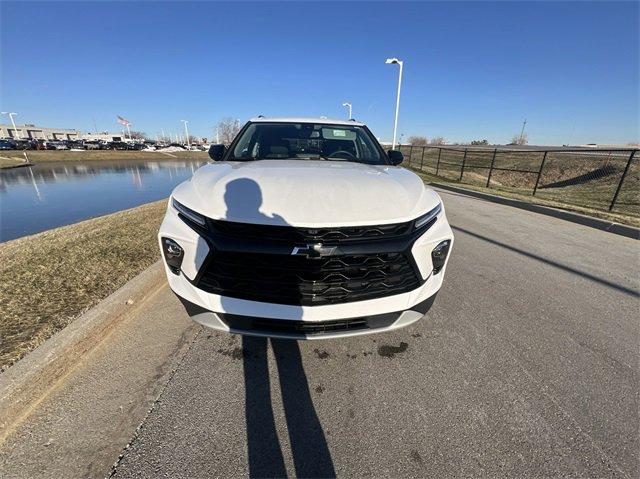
[0,160,207,242]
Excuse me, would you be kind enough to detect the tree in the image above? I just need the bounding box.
[407,136,428,146]
[510,133,529,145]
[128,130,148,140]
[471,139,489,146]
[217,118,241,145]
[429,136,446,146]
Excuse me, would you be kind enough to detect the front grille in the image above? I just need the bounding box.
[208,219,411,243]
[218,311,399,335]
[219,314,370,335]
[196,251,421,306]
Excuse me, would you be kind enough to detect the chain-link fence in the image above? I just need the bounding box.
[398,145,639,219]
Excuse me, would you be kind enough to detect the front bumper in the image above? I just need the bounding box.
[158,198,453,339]
[175,291,438,340]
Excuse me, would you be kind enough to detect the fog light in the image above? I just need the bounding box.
[161,237,184,275]
[431,240,451,274]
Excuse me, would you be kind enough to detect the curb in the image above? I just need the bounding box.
[0,261,166,442]
[432,183,639,240]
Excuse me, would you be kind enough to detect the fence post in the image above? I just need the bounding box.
[420,146,425,170]
[409,145,414,166]
[486,148,498,188]
[609,150,636,211]
[532,151,548,196]
[459,148,468,181]
[436,148,442,175]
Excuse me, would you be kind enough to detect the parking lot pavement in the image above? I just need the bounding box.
[109,188,638,479]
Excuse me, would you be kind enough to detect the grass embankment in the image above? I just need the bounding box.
[0,200,167,371]
[401,146,639,227]
[409,167,639,227]
[0,150,209,169]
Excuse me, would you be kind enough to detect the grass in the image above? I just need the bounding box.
[408,167,640,227]
[401,146,639,227]
[0,200,167,371]
[0,149,209,169]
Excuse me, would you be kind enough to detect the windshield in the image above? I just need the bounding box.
[228,122,385,164]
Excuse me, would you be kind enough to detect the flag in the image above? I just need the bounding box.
[116,115,131,126]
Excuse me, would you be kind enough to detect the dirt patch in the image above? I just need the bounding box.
[313,348,330,359]
[377,342,409,358]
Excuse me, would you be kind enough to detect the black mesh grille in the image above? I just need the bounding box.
[219,314,374,335]
[208,219,411,243]
[196,251,421,306]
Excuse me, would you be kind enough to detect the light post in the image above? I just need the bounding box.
[181,120,190,149]
[2,112,21,139]
[342,102,352,120]
[385,57,404,149]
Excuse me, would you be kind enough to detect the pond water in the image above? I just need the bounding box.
[0,159,207,242]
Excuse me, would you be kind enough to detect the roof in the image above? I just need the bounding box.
[248,117,365,126]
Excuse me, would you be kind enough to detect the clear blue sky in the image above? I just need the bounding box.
[1,1,638,145]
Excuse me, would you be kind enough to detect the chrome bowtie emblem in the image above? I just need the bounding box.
[291,243,337,257]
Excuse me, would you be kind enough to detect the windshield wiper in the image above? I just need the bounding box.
[317,156,353,161]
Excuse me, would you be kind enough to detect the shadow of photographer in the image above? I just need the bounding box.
[221,178,335,478]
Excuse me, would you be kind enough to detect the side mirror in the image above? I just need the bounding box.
[387,149,404,165]
[208,144,226,161]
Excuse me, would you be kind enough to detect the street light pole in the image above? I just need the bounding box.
[342,102,352,120]
[2,112,21,139]
[385,58,404,149]
[519,118,527,145]
[181,120,190,149]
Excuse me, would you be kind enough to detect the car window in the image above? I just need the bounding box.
[230,122,384,164]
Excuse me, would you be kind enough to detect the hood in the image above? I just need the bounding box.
[172,160,440,227]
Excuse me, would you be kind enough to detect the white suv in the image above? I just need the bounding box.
[159,117,453,339]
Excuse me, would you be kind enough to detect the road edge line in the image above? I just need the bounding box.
[0,260,167,444]
[431,183,639,240]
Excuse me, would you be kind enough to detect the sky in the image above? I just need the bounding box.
[1,1,638,145]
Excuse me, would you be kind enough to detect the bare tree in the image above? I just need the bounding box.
[429,136,446,145]
[217,118,241,145]
[128,130,148,140]
[510,133,529,145]
[407,135,428,146]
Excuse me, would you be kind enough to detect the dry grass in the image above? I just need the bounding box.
[402,146,639,221]
[0,200,167,371]
[0,149,208,168]
[409,167,640,227]
[0,157,31,169]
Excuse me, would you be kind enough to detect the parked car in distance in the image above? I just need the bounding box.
[2,139,32,150]
[65,140,85,150]
[104,141,129,150]
[0,139,15,150]
[159,117,454,340]
[84,140,102,150]
[45,140,68,150]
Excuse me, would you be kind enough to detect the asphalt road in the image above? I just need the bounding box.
[2,187,638,478]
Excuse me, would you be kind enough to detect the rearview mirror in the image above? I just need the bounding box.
[387,149,404,165]
[208,144,226,161]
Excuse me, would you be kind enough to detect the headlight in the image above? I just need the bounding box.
[172,198,206,226]
[414,202,442,230]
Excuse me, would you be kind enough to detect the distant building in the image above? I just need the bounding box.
[0,123,82,140]
[82,132,126,142]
